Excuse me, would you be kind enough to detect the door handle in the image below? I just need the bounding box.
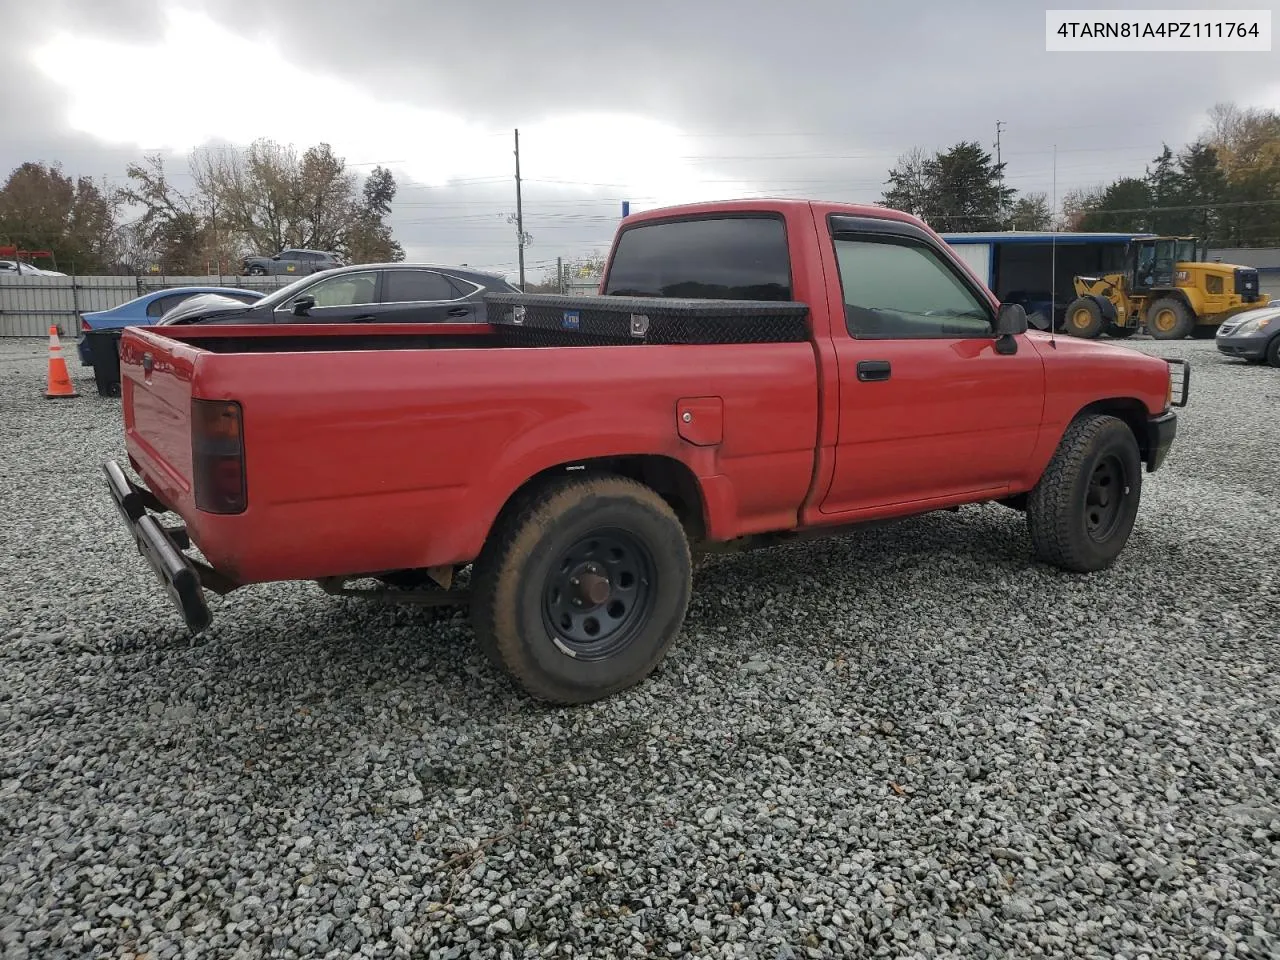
[446,307,470,318]
[857,360,891,382]
[352,315,377,322]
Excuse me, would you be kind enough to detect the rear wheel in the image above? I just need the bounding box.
[1065,298,1104,338]
[1026,414,1142,573]
[247,265,267,276]
[470,475,692,704]
[1146,297,1194,340]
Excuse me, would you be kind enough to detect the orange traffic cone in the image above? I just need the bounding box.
[45,325,79,399]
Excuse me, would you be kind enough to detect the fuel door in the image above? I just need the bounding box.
[676,397,723,446]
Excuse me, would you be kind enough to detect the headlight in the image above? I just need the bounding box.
[1235,316,1273,336]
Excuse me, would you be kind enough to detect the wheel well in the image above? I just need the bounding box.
[491,455,708,544]
[1072,399,1151,463]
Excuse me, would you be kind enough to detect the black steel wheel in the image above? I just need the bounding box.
[470,474,692,704]
[541,529,656,660]
[1027,414,1142,573]
[1084,454,1128,543]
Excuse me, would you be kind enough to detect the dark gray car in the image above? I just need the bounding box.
[158,262,521,326]
[241,248,345,276]
[1216,303,1280,367]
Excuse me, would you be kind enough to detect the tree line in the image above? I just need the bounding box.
[880,101,1280,246]
[0,138,404,275]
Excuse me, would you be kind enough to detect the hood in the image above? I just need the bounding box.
[1024,330,1153,361]
[1222,304,1280,327]
[1026,330,1172,415]
[156,293,256,325]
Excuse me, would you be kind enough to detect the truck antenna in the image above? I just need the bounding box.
[1049,142,1058,349]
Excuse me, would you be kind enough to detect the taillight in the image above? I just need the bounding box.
[81,317,92,332]
[192,399,246,514]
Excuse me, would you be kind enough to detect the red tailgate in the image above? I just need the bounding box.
[119,327,204,515]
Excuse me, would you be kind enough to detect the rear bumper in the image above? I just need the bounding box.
[1215,335,1269,361]
[1145,411,1177,473]
[103,459,213,633]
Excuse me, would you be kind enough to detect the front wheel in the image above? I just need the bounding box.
[1026,414,1142,573]
[470,475,692,704]
[247,265,267,276]
[1064,297,1104,338]
[1268,335,1280,368]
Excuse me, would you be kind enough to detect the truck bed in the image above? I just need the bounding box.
[118,314,822,587]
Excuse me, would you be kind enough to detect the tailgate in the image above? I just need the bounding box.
[119,326,205,512]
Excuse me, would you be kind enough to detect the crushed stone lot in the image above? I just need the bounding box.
[1,336,1278,960]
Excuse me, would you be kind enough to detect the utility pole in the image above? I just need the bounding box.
[209,197,219,277]
[995,120,1007,228]
[557,256,563,294]
[514,128,525,290]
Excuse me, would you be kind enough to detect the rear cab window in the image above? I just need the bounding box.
[602,215,792,300]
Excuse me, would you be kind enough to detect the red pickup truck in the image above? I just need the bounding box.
[104,199,1189,703]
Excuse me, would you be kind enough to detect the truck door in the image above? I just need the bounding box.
[816,216,1044,516]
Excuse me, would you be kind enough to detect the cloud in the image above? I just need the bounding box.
[3,0,1279,276]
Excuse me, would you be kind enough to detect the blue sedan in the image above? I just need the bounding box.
[76,286,264,364]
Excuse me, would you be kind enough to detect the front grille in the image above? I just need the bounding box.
[1235,268,1261,302]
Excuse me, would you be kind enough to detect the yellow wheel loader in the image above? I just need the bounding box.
[1063,236,1264,341]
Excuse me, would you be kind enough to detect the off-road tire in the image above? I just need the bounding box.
[1146,297,1194,340]
[1104,322,1136,339]
[1267,335,1280,368]
[470,474,692,704]
[1026,414,1142,573]
[1065,298,1104,338]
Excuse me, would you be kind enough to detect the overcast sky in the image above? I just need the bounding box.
[3,0,1277,281]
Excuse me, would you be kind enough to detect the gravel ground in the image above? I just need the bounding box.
[1,336,1278,960]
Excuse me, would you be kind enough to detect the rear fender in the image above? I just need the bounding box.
[436,440,727,566]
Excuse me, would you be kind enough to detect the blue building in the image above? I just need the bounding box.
[940,230,1154,330]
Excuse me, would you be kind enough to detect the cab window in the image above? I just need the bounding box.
[833,237,993,339]
[603,215,792,300]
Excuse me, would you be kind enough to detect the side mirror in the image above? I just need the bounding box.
[994,302,1028,355]
[291,294,316,316]
[995,302,1029,335]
